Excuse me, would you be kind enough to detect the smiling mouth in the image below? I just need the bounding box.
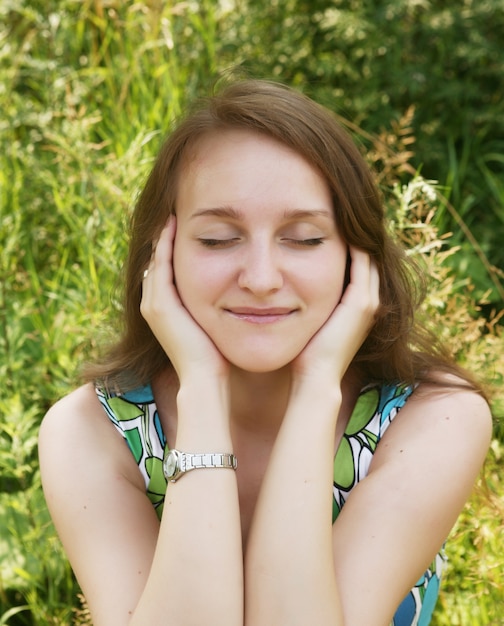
[225,308,297,324]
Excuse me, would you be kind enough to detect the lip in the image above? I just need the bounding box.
[225,307,297,324]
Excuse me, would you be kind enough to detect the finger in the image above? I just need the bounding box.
[340,247,370,302]
[149,216,176,269]
[368,257,380,311]
[141,216,179,314]
[339,247,380,326]
[144,216,174,279]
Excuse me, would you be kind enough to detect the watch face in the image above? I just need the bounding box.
[164,451,178,478]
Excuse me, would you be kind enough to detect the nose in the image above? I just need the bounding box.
[237,240,284,295]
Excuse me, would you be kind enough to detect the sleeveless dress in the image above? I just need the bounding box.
[96,382,446,626]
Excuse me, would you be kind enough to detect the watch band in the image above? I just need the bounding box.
[163,449,237,482]
[183,452,237,472]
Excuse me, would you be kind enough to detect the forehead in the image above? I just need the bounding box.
[175,129,333,217]
[178,128,328,190]
[182,128,289,168]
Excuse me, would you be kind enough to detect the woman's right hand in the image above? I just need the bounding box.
[140,215,229,382]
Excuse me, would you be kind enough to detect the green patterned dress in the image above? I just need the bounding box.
[96,382,446,626]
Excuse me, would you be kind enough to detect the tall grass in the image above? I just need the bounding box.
[1,1,503,624]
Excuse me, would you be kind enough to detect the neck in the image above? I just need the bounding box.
[228,365,364,436]
[228,366,293,435]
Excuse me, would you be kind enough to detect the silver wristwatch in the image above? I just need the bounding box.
[163,449,238,482]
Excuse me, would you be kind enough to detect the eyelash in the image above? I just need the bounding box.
[288,238,324,247]
[199,238,240,248]
[199,237,325,248]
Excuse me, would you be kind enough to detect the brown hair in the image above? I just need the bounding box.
[86,79,481,393]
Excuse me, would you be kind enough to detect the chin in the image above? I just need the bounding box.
[231,361,291,375]
[220,345,304,374]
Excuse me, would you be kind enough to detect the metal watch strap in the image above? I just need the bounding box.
[183,452,237,473]
[164,449,238,482]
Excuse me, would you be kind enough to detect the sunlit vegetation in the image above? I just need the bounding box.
[1,1,502,623]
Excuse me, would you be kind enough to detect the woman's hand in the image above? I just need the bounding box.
[292,247,379,386]
[140,216,229,382]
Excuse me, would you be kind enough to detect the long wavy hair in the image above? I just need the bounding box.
[86,79,481,393]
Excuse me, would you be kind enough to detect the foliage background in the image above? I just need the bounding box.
[1,0,503,624]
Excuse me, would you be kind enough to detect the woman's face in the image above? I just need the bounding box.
[173,129,347,373]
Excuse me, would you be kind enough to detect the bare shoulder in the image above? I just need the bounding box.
[332,378,492,623]
[39,385,160,624]
[372,374,493,477]
[40,383,103,435]
[39,383,145,494]
[407,375,492,442]
[40,384,98,461]
[40,384,109,459]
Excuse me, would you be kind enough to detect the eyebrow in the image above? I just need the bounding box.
[190,207,242,220]
[190,207,334,220]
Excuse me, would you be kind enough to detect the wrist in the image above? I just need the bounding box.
[176,357,229,386]
[175,378,232,449]
[284,379,342,433]
[291,374,343,406]
[177,373,229,408]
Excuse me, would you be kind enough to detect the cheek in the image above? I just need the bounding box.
[315,280,344,320]
[172,241,226,313]
[308,277,346,332]
[311,249,347,305]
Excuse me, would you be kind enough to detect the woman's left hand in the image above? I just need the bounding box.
[292,247,380,386]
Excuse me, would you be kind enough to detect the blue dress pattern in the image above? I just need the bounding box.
[96,382,446,625]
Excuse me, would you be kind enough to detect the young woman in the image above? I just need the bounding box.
[39,80,492,626]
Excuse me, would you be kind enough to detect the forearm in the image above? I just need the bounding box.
[245,381,343,626]
[131,377,244,626]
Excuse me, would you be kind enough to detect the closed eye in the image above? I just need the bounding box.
[285,238,325,247]
[199,237,325,248]
[198,238,241,248]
